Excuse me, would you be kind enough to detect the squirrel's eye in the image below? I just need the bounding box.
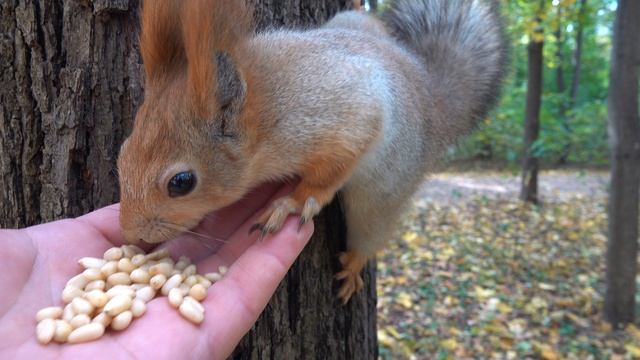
[168,171,196,197]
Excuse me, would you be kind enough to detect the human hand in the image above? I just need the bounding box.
[0,183,313,360]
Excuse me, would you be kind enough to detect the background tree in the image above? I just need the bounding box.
[520,1,545,204]
[0,0,377,357]
[569,0,588,111]
[604,0,640,329]
[368,0,378,12]
[452,0,614,168]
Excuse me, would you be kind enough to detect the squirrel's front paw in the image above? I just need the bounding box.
[335,251,367,304]
[250,196,320,238]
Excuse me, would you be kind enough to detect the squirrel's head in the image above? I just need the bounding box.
[117,0,257,244]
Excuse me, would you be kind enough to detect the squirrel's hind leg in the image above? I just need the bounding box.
[337,180,409,303]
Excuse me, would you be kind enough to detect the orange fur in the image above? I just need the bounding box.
[294,147,362,207]
[140,0,185,84]
[181,0,254,117]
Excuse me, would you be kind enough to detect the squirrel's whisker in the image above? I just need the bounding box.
[158,221,228,244]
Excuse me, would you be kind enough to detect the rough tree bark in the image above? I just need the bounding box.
[520,7,544,204]
[0,1,143,228]
[0,0,377,357]
[604,0,640,329]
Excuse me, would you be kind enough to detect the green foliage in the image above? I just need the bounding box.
[450,0,615,166]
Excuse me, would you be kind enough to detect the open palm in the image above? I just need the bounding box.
[0,183,313,360]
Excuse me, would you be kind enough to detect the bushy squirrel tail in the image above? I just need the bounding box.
[383,0,507,138]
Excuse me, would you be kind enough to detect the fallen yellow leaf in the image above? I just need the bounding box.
[396,292,413,309]
[540,346,560,360]
[625,343,640,358]
[440,338,458,351]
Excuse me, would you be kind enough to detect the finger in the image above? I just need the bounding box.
[161,182,295,263]
[194,181,294,239]
[202,217,314,358]
[75,203,124,246]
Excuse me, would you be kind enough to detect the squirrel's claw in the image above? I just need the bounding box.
[335,251,367,304]
[299,197,320,232]
[248,223,263,235]
[252,196,321,237]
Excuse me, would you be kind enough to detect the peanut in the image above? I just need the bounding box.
[36,318,56,344]
[149,274,167,290]
[218,265,228,275]
[179,298,204,324]
[63,304,75,322]
[36,247,213,345]
[204,272,222,282]
[100,261,118,278]
[71,297,94,315]
[53,320,73,343]
[107,272,131,286]
[146,248,170,260]
[117,258,136,273]
[178,283,190,296]
[78,257,106,269]
[161,274,183,296]
[131,254,147,267]
[61,287,84,304]
[135,286,156,303]
[36,306,63,322]
[82,268,103,281]
[111,311,133,331]
[69,314,91,329]
[85,280,106,291]
[130,268,150,283]
[103,247,123,261]
[66,274,89,289]
[182,264,197,277]
[196,275,212,288]
[106,285,135,298]
[92,312,112,328]
[168,288,183,308]
[67,323,105,344]
[149,263,173,277]
[175,258,189,271]
[184,275,198,287]
[184,296,205,313]
[131,299,146,318]
[85,290,109,308]
[104,294,132,317]
[189,284,207,302]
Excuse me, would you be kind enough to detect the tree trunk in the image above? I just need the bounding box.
[520,15,544,204]
[555,5,570,165]
[604,0,640,329]
[569,0,587,110]
[368,0,378,12]
[0,0,377,357]
[555,6,566,102]
[0,0,143,228]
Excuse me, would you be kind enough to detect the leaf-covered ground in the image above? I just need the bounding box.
[377,170,640,359]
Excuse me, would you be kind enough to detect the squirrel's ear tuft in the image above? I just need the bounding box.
[140,0,185,83]
[216,52,246,111]
[181,0,253,117]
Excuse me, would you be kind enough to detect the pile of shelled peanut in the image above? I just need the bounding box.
[35,245,226,344]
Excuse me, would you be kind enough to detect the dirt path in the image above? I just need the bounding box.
[416,169,609,202]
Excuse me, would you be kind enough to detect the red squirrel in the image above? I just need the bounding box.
[117,0,506,303]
